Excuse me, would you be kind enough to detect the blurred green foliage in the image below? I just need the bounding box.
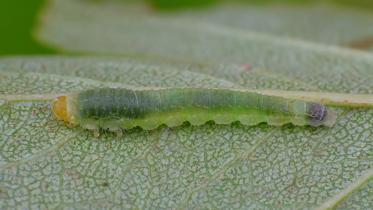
[0,0,54,55]
[333,0,373,11]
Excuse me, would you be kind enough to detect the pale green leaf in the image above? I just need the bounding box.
[38,0,373,52]
[0,56,372,209]
[36,0,373,94]
[179,3,373,50]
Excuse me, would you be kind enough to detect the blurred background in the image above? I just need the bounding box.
[1,0,373,56]
[0,0,54,55]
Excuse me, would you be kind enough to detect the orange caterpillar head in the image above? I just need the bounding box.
[52,96,70,123]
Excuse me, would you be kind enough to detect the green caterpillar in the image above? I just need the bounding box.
[52,88,336,134]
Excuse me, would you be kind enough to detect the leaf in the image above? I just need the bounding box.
[36,0,373,55]
[35,0,373,94]
[0,56,372,209]
[177,2,373,50]
[1,0,372,209]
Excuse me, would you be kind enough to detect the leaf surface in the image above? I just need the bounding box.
[0,56,372,209]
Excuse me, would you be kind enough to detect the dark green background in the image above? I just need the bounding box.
[0,0,54,55]
[0,0,372,55]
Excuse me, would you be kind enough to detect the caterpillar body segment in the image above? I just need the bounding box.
[52,88,336,132]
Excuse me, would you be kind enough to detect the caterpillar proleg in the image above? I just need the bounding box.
[52,88,336,133]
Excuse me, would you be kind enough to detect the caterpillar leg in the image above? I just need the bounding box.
[80,120,101,137]
[93,130,101,138]
[108,127,124,137]
[115,129,124,137]
[101,120,124,137]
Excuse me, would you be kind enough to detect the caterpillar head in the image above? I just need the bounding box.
[52,96,70,123]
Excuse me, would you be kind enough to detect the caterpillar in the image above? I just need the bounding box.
[52,88,336,135]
